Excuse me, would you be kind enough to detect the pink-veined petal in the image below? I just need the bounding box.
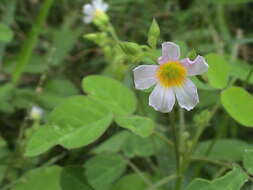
[173,79,199,111]
[158,42,180,64]
[133,65,158,90]
[149,84,175,113]
[181,56,208,76]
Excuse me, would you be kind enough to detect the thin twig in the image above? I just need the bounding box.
[121,155,153,187]
[146,174,178,190]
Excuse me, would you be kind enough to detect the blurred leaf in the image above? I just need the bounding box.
[11,166,62,190]
[49,12,82,66]
[0,84,15,113]
[243,149,253,175]
[194,139,252,161]
[25,96,113,156]
[221,87,253,127]
[115,115,155,137]
[0,136,10,160]
[12,88,35,109]
[185,167,248,190]
[198,91,219,108]
[230,58,253,84]
[85,154,126,190]
[60,166,93,190]
[209,0,253,4]
[37,78,79,109]
[111,173,150,190]
[0,23,13,43]
[82,75,137,116]
[92,131,130,154]
[191,77,215,91]
[0,165,6,184]
[23,54,48,73]
[122,133,162,158]
[148,19,160,49]
[205,53,229,89]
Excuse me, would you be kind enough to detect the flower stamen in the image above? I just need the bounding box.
[156,61,187,87]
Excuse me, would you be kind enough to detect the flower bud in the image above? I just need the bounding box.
[148,19,160,49]
[30,106,43,120]
[120,42,141,56]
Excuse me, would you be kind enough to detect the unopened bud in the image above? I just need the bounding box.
[30,106,43,120]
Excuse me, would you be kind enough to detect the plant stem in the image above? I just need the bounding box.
[153,131,174,148]
[191,156,232,169]
[178,102,221,187]
[147,174,178,190]
[12,0,54,85]
[169,112,181,190]
[179,108,185,152]
[122,155,153,187]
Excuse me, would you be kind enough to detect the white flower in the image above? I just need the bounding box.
[30,106,43,120]
[133,42,209,113]
[82,0,109,24]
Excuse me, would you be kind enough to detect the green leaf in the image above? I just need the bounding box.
[60,166,93,190]
[243,149,253,175]
[25,96,113,156]
[115,115,155,138]
[82,75,137,116]
[148,19,160,49]
[186,167,248,190]
[0,23,13,43]
[92,131,130,154]
[111,173,150,190]
[11,166,62,190]
[205,53,229,89]
[194,139,252,161]
[221,87,253,127]
[185,179,210,190]
[85,154,126,190]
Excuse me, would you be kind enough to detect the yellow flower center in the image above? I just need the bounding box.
[94,9,103,17]
[156,61,187,87]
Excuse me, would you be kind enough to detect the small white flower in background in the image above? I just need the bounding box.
[30,106,43,120]
[82,0,109,24]
[133,42,209,113]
